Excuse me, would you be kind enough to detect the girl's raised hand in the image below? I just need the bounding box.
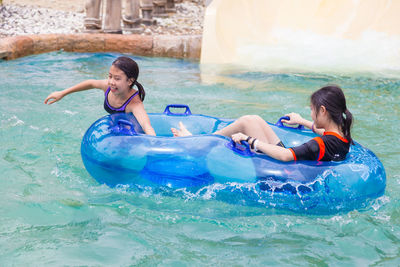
[281,112,304,125]
[44,91,64,105]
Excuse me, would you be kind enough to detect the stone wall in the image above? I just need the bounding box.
[0,33,202,60]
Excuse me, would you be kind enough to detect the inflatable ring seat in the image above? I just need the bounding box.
[81,104,386,214]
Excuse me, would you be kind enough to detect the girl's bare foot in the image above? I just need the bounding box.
[171,122,192,137]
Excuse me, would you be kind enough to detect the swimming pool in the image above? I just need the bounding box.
[0,52,399,265]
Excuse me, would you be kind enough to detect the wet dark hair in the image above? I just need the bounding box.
[311,85,353,143]
[112,56,145,101]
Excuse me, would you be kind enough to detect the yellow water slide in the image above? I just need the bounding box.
[201,0,400,74]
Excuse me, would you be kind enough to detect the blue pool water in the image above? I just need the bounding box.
[0,52,399,265]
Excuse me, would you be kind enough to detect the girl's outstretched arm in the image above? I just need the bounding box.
[282,112,325,135]
[129,102,156,136]
[44,79,108,105]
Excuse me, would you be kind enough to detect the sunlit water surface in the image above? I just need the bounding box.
[0,52,399,266]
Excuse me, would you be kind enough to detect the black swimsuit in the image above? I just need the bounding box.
[289,132,350,161]
[103,87,139,114]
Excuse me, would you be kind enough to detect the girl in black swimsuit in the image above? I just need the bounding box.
[44,56,155,135]
[172,85,353,162]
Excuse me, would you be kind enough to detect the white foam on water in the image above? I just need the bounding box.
[371,195,390,211]
[8,115,25,127]
[64,110,78,115]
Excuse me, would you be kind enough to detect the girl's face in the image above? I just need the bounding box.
[310,104,318,123]
[311,104,324,128]
[108,65,133,95]
[311,104,329,128]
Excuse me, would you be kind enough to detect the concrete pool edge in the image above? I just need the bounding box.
[0,33,202,60]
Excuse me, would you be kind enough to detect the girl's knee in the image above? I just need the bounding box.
[236,115,251,127]
[236,115,264,130]
[243,115,265,125]
[239,115,259,122]
[252,115,264,122]
[237,115,248,124]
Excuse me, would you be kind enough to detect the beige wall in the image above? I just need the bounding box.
[201,0,400,73]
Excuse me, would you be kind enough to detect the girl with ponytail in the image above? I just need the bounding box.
[172,85,353,162]
[44,56,155,135]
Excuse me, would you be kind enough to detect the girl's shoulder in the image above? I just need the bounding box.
[128,90,141,103]
[322,132,349,143]
[125,91,143,110]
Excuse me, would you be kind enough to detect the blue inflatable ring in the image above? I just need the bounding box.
[81,104,386,214]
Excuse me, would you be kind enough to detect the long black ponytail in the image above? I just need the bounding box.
[112,56,146,101]
[132,80,145,102]
[311,85,353,144]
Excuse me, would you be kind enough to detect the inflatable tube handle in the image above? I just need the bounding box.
[226,140,254,156]
[118,119,133,127]
[275,116,305,130]
[163,104,192,116]
[114,119,137,135]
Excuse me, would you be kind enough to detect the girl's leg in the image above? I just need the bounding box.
[171,122,192,137]
[172,115,281,144]
[215,115,280,144]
